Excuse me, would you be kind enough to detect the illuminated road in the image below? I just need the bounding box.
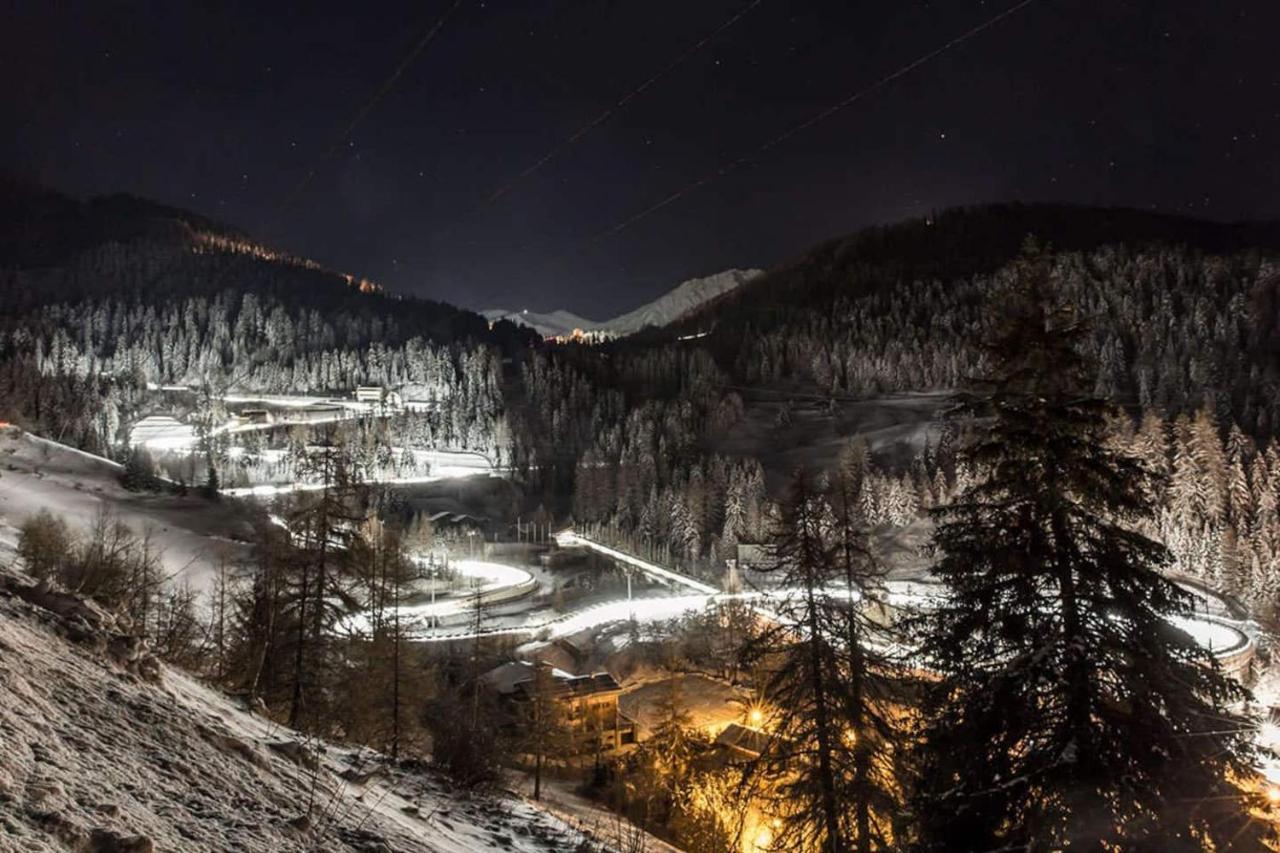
[220,453,493,497]
[378,531,1256,672]
[553,529,719,593]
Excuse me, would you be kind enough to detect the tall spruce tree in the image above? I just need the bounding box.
[742,469,904,853]
[830,448,910,853]
[913,243,1270,850]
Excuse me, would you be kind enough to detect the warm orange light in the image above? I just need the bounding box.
[1267,785,1280,805]
[748,707,764,727]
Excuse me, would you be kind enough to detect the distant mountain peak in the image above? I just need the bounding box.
[481,307,599,338]
[603,268,762,335]
[484,268,762,339]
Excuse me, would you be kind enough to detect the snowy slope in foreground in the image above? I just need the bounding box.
[0,566,599,852]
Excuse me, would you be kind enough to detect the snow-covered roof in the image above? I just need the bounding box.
[483,661,574,694]
[715,723,770,757]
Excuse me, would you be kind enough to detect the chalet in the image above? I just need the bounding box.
[240,408,272,425]
[354,386,403,408]
[714,723,771,760]
[732,542,780,590]
[485,662,638,753]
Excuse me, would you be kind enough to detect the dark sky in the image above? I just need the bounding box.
[5,1,1279,319]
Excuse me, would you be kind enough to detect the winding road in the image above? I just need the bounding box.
[371,530,1256,682]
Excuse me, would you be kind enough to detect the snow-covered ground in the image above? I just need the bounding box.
[0,563,602,852]
[0,429,249,592]
[129,415,200,452]
[507,773,684,853]
[555,531,1255,668]
[382,530,1257,676]
[127,412,495,493]
[222,465,494,498]
[556,530,718,594]
[130,392,402,454]
[130,408,357,452]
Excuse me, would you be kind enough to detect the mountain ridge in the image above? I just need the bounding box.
[672,202,1280,336]
[485,267,763,338]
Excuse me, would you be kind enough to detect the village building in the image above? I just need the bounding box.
[484,661,638,753]
[730,542,780,590]
[354,385,403,408]
[713,722,770,761]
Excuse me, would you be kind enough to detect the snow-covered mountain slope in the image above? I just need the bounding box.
[483,268,761,339]
[602,268,761,335]
[0,565,601,852]
[482,308,598,339]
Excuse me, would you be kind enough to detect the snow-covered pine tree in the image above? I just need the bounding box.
[741,470,847,852]
[912,242,1270,850]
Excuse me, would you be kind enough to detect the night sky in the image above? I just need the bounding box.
[5,1,1279,319]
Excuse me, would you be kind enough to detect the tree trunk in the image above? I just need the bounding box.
[805,570,845,853]
[289,561,309,729]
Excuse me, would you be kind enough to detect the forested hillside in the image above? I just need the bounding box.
[673,204,1280,437]
[0,182,532,457]
[7,185,1280,623]
[515,208,1280,622]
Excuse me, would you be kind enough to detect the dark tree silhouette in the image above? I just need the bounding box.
[913,242,1271,850]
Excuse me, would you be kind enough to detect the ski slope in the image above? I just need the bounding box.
[0,429,248,592]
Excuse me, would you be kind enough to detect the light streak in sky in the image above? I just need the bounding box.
[278,0,469,215]
[592,0,1039,243]
[486,0,768,205]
